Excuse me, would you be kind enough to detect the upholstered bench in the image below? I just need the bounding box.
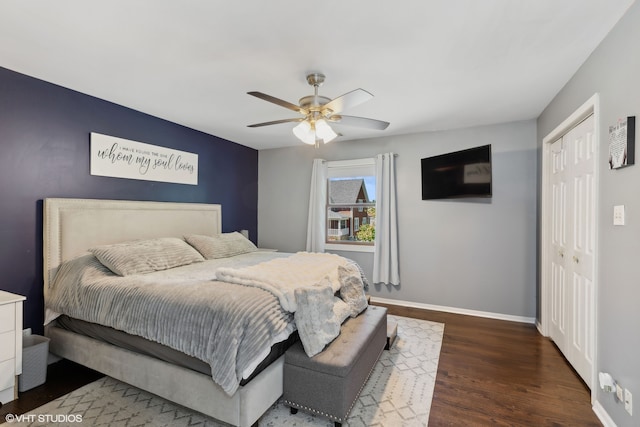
[283,305,387,426]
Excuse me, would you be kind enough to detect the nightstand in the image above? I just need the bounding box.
[0,291,26,404]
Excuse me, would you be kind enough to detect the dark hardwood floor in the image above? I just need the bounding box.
[0,360,103,419]
[378,303,601,427]
[0,304,601,426]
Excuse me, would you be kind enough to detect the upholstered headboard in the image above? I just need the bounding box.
[43,198,222,300]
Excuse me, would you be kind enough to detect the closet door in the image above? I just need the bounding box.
[565,114,596,388]
[547,114,596,388]
[549,135,568,354]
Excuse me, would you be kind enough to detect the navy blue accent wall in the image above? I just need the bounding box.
[0,67,258,334]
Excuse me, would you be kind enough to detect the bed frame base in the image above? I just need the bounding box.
[46,324,282,427]
[43,199,280,426]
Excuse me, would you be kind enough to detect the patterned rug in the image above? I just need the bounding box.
[3,315,443,427]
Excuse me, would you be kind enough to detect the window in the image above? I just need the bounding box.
[325,159,376,251]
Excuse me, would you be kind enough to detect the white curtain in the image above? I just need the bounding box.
[306,158,327,252]
[373,153,400,285]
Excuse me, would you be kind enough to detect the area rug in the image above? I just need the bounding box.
[3,315,443,427]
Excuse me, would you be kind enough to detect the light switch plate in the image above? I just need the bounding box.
[625,388,633,416]
[614,205,625,226]
[617,384,625,401]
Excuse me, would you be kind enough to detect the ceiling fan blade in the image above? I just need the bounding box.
[247,118,303,128]
[329,115,390,130]
[323,89,373,114]
[247,91,307,114]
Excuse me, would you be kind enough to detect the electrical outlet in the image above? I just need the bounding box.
[617,384,624,402]
[625,388,633,416]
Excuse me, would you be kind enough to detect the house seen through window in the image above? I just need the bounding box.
[326,176,376,245]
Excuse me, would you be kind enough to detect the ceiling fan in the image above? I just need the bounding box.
[247,73,390,147]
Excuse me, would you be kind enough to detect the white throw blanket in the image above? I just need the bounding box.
[215,252,349,313]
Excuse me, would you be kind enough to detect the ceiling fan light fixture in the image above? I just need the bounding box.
[315,119,337,143]
[293,119,338,145]
[248,73,389,146]
[293,120,316,145]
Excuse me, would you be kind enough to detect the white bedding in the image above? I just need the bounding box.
[217,252,369,356]
[216,251,349,312]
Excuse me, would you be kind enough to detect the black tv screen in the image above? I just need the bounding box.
[421,145,492,200]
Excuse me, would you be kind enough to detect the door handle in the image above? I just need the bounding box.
[573,256,580,264]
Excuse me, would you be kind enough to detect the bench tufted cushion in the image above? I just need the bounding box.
[283,305,387,424]
[285,305,386,377]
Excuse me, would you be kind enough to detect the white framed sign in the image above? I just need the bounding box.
[608,116,635,169]
[90,133,198,185]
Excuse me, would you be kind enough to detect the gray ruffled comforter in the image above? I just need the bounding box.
[46,251,295,396]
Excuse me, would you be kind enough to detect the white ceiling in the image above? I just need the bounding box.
[0,1,635,150]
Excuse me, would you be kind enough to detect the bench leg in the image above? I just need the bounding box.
[290,407,341,426]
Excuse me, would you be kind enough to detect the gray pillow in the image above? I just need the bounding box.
[89,237,204,276]
[338,264,368,317]
[333,297,352,325]
[185,232,257,259]
[294,281,342,357]
[345,258,370,291]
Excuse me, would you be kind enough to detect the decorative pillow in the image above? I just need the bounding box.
[294,280,342,357]
[89,237,204,276]
[333,297,352,325]
[185,232,258,259]
[338,264,369,317]
[345,258,371,291]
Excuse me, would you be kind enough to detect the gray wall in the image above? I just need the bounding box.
[537,3,640,425]
[259,120,537,319]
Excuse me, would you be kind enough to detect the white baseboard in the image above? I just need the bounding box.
[370,296,536,324]
[592,400,617,427]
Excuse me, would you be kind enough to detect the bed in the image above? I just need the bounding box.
[42,198,338,427]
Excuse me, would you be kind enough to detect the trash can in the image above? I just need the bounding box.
[18,335,50,392]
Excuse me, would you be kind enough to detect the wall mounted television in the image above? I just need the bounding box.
[421,144,492,200]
